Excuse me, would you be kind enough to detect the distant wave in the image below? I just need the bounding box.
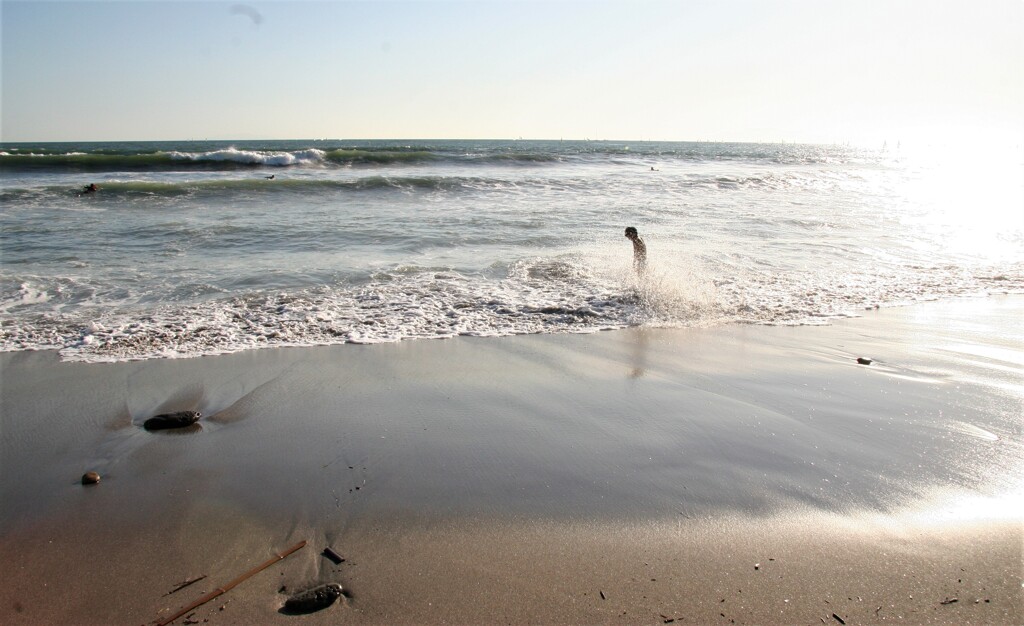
[168,147,328,166]
[0,174,527,202]
[0,140,849,173]
[0,146,552,171]
[0,151,175,171]
[0,169,840,203]
[324,148,438,165]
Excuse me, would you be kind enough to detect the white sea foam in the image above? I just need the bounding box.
[0,283,51,313]
[2,254,1020,362]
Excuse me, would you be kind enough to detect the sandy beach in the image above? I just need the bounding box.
[1,296,1021,625]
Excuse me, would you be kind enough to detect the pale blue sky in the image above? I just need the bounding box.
[2,0,1021,144]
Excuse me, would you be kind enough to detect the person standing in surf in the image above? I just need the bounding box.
[625,226,647,275]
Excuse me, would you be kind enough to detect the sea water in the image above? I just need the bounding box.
[1,139,1022,362]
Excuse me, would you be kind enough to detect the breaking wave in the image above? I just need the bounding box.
[3,256,1021,362]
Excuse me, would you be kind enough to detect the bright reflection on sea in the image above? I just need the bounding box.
[893,142,1024,264]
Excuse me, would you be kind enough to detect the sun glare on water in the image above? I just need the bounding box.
[894,141,1024,264]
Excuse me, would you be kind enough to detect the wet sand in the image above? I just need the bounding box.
[1,296,1021,624]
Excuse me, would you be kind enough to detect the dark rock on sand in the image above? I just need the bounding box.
[143,410,201,431]
[282,583,343,614]
[857,357,873,365]
[81,471,101,485]
[322,547,344,564]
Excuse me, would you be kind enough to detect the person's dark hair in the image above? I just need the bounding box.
[625,226,638,236]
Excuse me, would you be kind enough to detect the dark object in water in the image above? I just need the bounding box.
[144,410,201,431]
[322,547,344,564]
[81,471,101,485]
[856,357,872,365]
[283,583,343,614]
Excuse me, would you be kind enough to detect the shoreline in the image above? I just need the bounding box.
[1,296,1021,624]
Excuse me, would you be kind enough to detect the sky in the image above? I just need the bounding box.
[1,0,1022,145]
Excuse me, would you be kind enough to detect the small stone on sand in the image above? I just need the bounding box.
[283,583,343,614]
[144,410,201,431]
[81,471,101,485]
[322,547,344,564]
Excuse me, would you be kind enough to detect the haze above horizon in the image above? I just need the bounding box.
[2,0,1021,148]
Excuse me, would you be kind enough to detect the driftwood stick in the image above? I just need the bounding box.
[165,574,207,596]
[156,540,307,626]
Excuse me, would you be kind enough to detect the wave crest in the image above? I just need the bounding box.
[168,147,327,166]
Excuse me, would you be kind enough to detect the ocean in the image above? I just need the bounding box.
[1,139,1022,362]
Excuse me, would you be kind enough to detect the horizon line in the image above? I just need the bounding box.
[0,136,856,147]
